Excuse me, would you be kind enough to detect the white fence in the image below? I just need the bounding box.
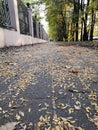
[0,0,48,48]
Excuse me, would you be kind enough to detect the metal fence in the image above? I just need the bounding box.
[33,18,48,40]
[17,0,30,35]
[33,18,37,37]
[39,22,41,38]
[0,0,11,28]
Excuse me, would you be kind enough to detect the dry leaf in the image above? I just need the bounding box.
[68,67,78,74]
[85,107,91,113]
[55,125,61,130]
[44,103,49,108]
[28,108,31,113]
[75,126,83,130]
[0,107,2,111]
[19,111,24,116]
[8,102,12,108]
[69,108,74,114]
[92,116,98,127]
[16,114,21,121]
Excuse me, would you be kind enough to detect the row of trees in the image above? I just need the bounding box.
[23,0,98,42]
[43,0,98,41]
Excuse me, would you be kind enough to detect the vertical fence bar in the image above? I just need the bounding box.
[17,0,30,35]
[0,0,11,28]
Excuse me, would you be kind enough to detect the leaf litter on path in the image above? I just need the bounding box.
[0,43,98,129]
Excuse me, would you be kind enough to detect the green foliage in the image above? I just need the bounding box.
[22,0,98,41]
[22,0,41,20]
[43,0,69,41]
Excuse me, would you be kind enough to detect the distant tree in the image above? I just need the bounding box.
[22,0,98,42]
[89,0,98,41]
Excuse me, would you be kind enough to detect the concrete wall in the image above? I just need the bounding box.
[0,28,47,48]
[0,28,5,48]
[0,0,48,48]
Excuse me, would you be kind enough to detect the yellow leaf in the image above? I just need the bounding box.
[53,115,59,123]
[28,108,31,113]
[55,125,61,130]
[64,85,67,89]
[0,107,2,111]
[85,107,91,113]
[19,111,24,116]
[39,115,47,122]
[16,114,21,121]
[8,102,12,108]
[74,105,81,110]
[93,116,98,127]
[44,103,49,107]
[68,108,74,114]
[86,113,91,120]
[58,103,65,108]
[75,126,83,130]
[47,127,51,130]
[71,120,76,124]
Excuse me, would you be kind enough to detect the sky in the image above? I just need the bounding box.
[24,0,49,32]
[39,4,49,32]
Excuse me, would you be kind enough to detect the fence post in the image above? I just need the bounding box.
[39,22,41,38]
[43,28,45,40]
[27,7,33,36]
[36,21,39,38]
[7,0,20,32]
[40,24,42,39]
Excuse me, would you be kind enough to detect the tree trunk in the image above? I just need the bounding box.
[80,0,83,41]
[90,8,96,41]
[83,0,90,41]
[75,0,80,41]
[80,19,83,41]
[72,0,80,41]
[61,12,68,41]
[83,21,88,41]
[72,0,76,41]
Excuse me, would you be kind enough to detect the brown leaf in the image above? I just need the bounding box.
[68,67,78,74]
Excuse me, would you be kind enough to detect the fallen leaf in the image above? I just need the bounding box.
[19,111,24,116]
[44,103,49,108]
[16,114,21,121]
[68,108,74,114]
[0,107,2,111]
[92,116,98,127]
[68,67,78,74]
[85,107,91,113]
[8,102,12,108]
[55,125,61,130]
[28,108,31,113]
[75,126,83,130]
[74,105,81,110]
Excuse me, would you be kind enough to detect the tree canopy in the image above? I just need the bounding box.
[23,0,98,41]
[43,0,98,41]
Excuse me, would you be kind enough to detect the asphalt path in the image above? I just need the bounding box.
[0,42,98,130]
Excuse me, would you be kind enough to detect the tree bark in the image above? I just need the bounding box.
[75,0,80,41]
[83,0,90,41]
[90,8,96,41]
